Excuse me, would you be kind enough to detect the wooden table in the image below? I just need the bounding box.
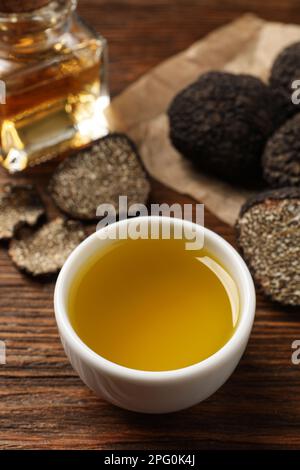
[1,0,300,450]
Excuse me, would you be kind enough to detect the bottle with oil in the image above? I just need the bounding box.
[0,0,109,172]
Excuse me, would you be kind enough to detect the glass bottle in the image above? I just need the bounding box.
[0,0,109,173]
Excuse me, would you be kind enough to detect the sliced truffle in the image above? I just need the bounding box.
[9,218,86,276]
[0,184,45,240]
[263,113,300,187]
[270,42,300,112]
[49,134,150,220]
[168,71,282,183]
[236,188,300,306]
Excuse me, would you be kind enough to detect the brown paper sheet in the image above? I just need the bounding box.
[106,14,300,225]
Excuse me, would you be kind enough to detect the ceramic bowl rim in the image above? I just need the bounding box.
[54,215,256,383]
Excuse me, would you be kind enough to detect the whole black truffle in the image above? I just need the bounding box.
[168,72,279,183]
[263,113,300,187]
[270,42,300,95]
[269,42,300,120]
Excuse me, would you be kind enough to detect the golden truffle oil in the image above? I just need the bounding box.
[69,236,239,372]
[0,0,109,172]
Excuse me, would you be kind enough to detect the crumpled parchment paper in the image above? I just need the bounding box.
[106,14,300,225]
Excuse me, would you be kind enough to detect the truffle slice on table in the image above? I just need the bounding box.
[236,188,300,307]
[168,71,281,184]
[262,113,300,188]
[9,218,87,276]
[0,184,45,240]
[49,133,150,220]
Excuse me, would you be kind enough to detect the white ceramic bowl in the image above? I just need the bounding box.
[54,216,256,414]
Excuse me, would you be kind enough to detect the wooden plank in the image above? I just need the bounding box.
[0,0,300,450]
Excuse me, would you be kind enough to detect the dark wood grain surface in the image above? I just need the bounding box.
[1,0,300,450]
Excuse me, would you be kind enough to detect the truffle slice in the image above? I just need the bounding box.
[0,184,45,240]
[49,134,150,220]
[262,113,300,187]
[9,218,86,276]
[168,72,279,184]
[236,188,300,306]
[269,42,300,120]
